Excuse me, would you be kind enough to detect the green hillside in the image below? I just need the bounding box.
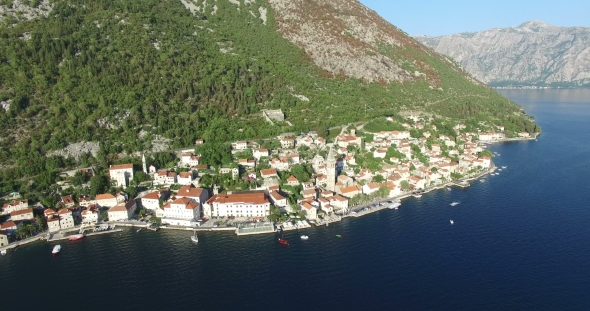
[0,0,538,189]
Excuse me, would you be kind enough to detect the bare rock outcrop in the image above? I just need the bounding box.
[415,21,590,87]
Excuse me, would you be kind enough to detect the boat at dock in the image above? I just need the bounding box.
[191,231,198,243]
[68,234,84,241]
[278,238,289,245]
[450,202,460,206]
[1,250,6,256]
[300,235,309,240]
[388,202,401,209]
[413,194,422,198]
[52,245,61,256]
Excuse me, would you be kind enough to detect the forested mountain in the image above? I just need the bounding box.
[0,0,537,189]
[415,21,590,87]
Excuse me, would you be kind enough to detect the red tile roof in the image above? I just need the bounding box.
[109,164,133,170]
[206,193,269,205]
[10,208,33,217]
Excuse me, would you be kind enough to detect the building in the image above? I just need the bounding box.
[176,186,209,205]
[141,191,162,211]
[300,201,317,220]
[161,197,200,226]
[96,193,118,208]
[203,192,271,218]
[0,230,9,247]
[58,195,76,208]
[109,164,134,188]
[108,201,137,221]
[47,216,61,233]
[177,171,194,185]
[0,221,20,234]
[325,147,336,191]
[9,208,34,221]
[286,175,299,186]
[57,208,75,230]
[2,199,29,215]
[269,191,288,208]
[78,196,96,207]
[81,204,100,224]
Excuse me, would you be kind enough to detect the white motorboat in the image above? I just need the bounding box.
[480,179,485,183]
[300,235,309,240]
[450,220,454,225]
[413,194,422,198]
[52,245,61,256]
[1,249,6,256]
[501,166,507,169]
[191,231,198,243]
[450,202,460,206]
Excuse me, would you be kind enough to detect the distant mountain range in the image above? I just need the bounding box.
[415,21,590,87]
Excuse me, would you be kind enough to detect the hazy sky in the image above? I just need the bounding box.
[358,0,590,36]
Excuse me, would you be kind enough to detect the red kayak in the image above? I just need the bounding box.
[278,238,289,246]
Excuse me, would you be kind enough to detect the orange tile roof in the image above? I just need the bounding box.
[109,164,133,170]
[10,208,33,217]
[206,193,269,205]
[96,194,116,201]
[142,191,160,200]
[177,186,204,198]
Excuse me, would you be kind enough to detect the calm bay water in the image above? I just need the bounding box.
[2,89,590,310]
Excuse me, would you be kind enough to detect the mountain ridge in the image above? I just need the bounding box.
[415,21,590,87]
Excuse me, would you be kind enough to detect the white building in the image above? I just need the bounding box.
[108,201,137,221]
[177,172,194,185]
[141,191,161,211]
[2,199,29,215]
[161,197,200,226]
[96,193,119,208]
[58,208,75,230]
[9,208,34,221]
[203,192,271,218]
[81,204,100,224]
[109,164,134,188]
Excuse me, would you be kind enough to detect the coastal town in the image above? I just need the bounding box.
[0,113,536,252]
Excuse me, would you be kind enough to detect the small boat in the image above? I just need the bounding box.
[68,234,84,241]
[300,235,309,240]
[450,220,454,225]
[413,194,422,198]
[1,250,6,256]
[498,169,502,171]
[450,201,460,206]
[389,202,401,209]
[278,238,289,245]
[480,179,485,183]
[501,166,507,169]
[335,234,342,238]
[52,245,61,256]
[136,228,142,232]
[191,231,198,243]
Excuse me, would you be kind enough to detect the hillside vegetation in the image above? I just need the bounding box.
[0,0,538,194]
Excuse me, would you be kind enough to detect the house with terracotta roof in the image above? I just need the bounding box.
[0,230,9,247]
[253,149,269,160]
[177,171,194,186]
[300,201,317,220]
[161,197,200,226]
[108,201,137,221]
[238,158,256,168]
[286,175,299,186]
[176,186,209,205]
[0,221,20,234]
[96,193,118,208]
[340,185,362,198]
[260,168,278,179]
[109,163,134,188]
[81,204,100,224]
[58,208,75,230]
[46,216,61,233]
[44,208,57,218]
[181,153,200,167]
[269,191,288,208]
[153,170,177,186]
[2,199,29,215]
[78,196,96,207]
[58,195,76,208]
[141,191,162,210]
[9,208,34,221]
[203,192,271,218]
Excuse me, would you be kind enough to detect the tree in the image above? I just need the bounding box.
[35,215,47,231]
[89,175,111,196]
[376,185,390,198]
[372,175,385,183]
[401,180,410,191]
[480,150,494,158]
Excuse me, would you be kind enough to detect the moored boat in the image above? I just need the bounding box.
[278,238,289,245]
[450,201,460,206]
[68,234,84,241]
[191,231,198,243]
[1,249,6,256]
[52,245,61,256]
[300,235,309,240]
[413,194,422,198]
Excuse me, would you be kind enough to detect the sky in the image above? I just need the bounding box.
[358,0,590,36]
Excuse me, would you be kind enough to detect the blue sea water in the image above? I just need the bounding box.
[2,89,590,310]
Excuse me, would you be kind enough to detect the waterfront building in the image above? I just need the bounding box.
[269,191,288,208]
[161,197,200,226]
[0,221,20,234]
[81,204,100,224]
[58,208,75,230]
[108,201,137,221]
[176,186,209,206]
[0,230,9,246]
[141,191,162,211]
[203,192,271,218]
[46,216,61,233]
